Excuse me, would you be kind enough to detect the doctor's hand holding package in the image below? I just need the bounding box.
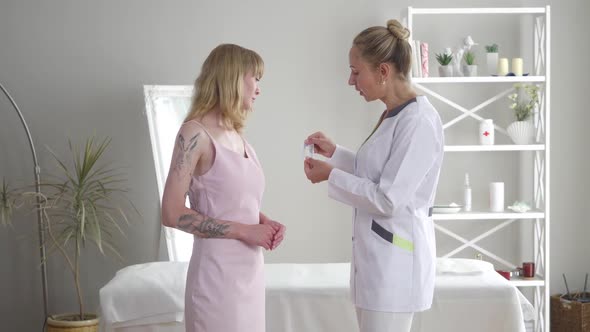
[304,132,336,158]
[303,158,333,183]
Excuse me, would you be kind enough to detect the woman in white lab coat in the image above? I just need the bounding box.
[304,20,444,332]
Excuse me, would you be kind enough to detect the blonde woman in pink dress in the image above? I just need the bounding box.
[161,44,286,332]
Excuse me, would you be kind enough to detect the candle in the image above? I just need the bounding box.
[512,58,523,76]
[497,58,509,76]
[522,262,535,278]
[489,182,504,212]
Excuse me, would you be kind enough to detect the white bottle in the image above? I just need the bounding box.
[463,173,472,212]
[479,119,495,145]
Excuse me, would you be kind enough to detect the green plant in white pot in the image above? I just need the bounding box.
[463,51,477,77]
[507,84,540,144]
[436,52,453,77]
[1,137,136,332]
[485,43,499,76]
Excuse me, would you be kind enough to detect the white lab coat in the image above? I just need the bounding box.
[328,96,444,312]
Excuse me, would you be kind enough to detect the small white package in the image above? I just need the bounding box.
[303,143,315,159]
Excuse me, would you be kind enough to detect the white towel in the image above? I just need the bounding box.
[436,258,493,275]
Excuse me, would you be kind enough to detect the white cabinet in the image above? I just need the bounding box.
[407,7,550,332]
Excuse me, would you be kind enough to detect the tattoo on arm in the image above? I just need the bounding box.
[177,213,230,238]
[173,133,201,174]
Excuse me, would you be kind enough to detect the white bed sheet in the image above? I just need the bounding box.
[413,262,529,332]
[265,263,357,332]
[100,260,533,332]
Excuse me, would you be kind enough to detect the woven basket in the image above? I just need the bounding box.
[551,293,590,332]
[46,314,99,332]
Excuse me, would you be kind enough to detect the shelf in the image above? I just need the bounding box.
[510,277,545,287]
[433,211,544,220]
[410,6,551,331]
[444,145,545,152]
[410,7,546,15]
[412,76,545,84]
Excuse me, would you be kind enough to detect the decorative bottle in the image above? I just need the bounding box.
[463,173,472,212]
[479,119,495,145]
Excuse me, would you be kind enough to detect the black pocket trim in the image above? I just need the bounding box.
[371,220,393,243]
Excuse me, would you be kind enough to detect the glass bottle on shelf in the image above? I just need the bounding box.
[463,173,472,212]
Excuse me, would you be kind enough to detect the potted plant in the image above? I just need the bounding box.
[485,43,499,76]
[435,52,453,77]
[507,84,540,144]
[463,51,477,77]
[1,137,136,332]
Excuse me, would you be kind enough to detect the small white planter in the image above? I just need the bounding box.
[486,52,499,75]
[507,121,534,144]
[438,65,453,77]
[463,65,478,77]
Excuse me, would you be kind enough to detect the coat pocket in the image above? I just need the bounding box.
[371,220,414,252]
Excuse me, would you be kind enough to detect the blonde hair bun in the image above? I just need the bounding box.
[386,19,410,40]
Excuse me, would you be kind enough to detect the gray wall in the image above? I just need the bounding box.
[1,0,588,330]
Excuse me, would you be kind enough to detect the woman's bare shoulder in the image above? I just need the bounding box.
[175,120,212,154]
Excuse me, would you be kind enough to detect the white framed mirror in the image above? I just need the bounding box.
[143,85,194,262]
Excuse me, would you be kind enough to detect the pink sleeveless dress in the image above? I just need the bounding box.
[184,121,266,332]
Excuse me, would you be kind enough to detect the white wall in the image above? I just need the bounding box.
[1,0,587,330]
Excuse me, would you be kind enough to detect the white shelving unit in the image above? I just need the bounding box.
[413,76,545,83]
[408,6,550,332]
[444,145,545,152]
[433,211,545,221]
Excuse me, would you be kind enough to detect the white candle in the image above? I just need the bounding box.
[497,58,509,76]
[489,182,505,212]
[512,58,523,76]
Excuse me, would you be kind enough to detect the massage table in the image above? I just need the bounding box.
[99,259,534,332]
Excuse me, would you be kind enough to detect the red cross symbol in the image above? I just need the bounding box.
[483,131,490,136]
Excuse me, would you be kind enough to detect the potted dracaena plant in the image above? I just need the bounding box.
[506,84,540,144]
[485,43,499,76]
[1,137,137,332]
[435,52,453,77]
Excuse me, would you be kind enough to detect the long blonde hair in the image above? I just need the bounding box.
[353,19,412,80]
[185,44,264,132]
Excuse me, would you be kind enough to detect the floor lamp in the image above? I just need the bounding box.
[0,83,49,318]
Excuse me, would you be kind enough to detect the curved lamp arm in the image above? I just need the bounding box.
[0,83,49,318]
